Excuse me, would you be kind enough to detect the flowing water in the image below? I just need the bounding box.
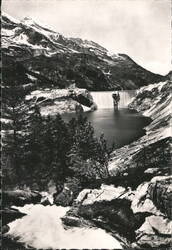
[7,204,122,249]
[63,90,151,147]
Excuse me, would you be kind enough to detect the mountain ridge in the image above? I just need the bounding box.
[2,12,165,90]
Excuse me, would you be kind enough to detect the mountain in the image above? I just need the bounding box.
[165,70,172,80]
[2,12,164,90]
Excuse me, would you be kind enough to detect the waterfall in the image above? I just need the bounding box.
[91,90,137,109]
[118,90,137,108]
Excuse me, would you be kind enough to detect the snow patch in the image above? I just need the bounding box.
[2,29,15,37]
[2,12,20,24]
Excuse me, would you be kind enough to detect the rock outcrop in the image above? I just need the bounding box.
[148,176,172,219]
[131,177,172,249]
[134,215,172,249]
[64,177,172,249]
[2,12,164,91]
[26,87,95,115]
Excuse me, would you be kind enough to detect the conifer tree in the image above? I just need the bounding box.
[66,114,111,190]
[23,105,44,187]
[2,85,31,186]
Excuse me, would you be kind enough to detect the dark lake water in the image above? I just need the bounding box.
[62,108,151,148]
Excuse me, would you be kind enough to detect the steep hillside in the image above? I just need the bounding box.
[63,80,172,249]
[2,13,164,91]
[109,80,171,183]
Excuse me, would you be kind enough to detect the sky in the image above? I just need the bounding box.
[2,0,171,75]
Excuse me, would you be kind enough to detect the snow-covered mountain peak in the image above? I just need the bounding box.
[2,12,164,90]
[20,16,56,34]
[2,12,110,56]
[2,12,20,25]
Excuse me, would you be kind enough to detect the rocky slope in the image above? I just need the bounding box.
[165,70,172,81]
[63,79,172,249]
[108,80,171,183]
[2,12,164,91]
[25,87,96,116]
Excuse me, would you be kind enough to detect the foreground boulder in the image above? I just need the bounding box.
[78,198,138,241]
[135,215,172,249]
[130,176,172,219]
[65,179,172,249]
[131,182,163,216]
[65,185,139,241]
[2,190,42,207]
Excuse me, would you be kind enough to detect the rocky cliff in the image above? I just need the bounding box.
[25,87,96,116]
[63,79,172,249]
[109,80,171,184]
[2,12,164,91]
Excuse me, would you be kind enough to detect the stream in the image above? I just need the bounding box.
[6,204,122,249]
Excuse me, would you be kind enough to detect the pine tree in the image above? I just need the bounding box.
[68,114,98,159]
[2,85,31,187]
[23,105,44,187]
[66,114,111,189]
[50,114,72,183]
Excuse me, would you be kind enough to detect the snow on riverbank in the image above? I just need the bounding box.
[7,204,122,249]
